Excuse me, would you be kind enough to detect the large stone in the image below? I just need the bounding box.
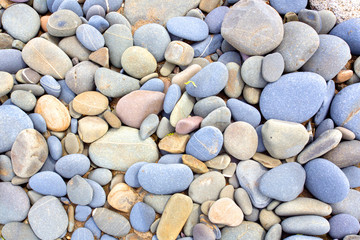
[92,208,131,237]
[275,197,332,216]
[2,222,39,240]
[89,127,159,171]
[221,0,284,55]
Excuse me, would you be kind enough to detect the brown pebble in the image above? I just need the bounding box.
[284,12,299,23]
[72,91,109,116]
[199,0,221,13]
[182,154,209,174]
[158,133,190,153]
[107,183,139,213]
[89,47,109,68]
[103,110,121,128]
[252,152,282,168]
[40,15,50,32]
[22,68,41,84]
[0,33,13,49]
[335,69,353,83]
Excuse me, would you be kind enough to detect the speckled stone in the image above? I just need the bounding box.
[298,9,322,33]
[189,171,225,204]
[47,9,81,37]
[221,221,265,240]
[65,61,99,94]
[323,140,360,168]
[93,208,131,237]
[121,46,157,79]
[164,41,194,66]
[330,18,360,55]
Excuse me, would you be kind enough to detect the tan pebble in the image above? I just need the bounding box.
[110,173,125,190]
[67,205,74,232]
[89,47,109,68]
[172,64,202,91]
[72,91,109,115]
[225,62,244,98]
[64,133,80,154]
[0,71,14,97]
[165,41,194,66]
[182,154,209,174]
[284,12,299,23]
[103,110,121,128]
[170,92,195,127]
[107,183,139,212]
[199,0,221,13]
[78,116,109,143]
[208,198,244,227]
[50,131,66,140]
[205,154,231,170]
[335,69,353,83]
[335,126,356,140]
[259,209,281,230]
[15,69,27,84]
[220,185,235,200]
[222,162,237,177]
[252,152,282,168]
[140,72,159,85]
[69,100,82,119]
[158,133,190,153]
[40,15,50,32]
[201,200,215,215]
[286,156,297,162]
[160,61,176,77]
[35,95,71,131]
[243,85,262,105]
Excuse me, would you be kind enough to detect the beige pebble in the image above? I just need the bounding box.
[158,133,190,153]
[201,200,214,215]
[222,162,237,177]
[78,116,109,143]
[259,209,281,230]
[103,110,121,128]
[172,64,202,91]
[182,154,209,174]
[335,126,356,140]
[220,185,235,200]
[107,183,139,213]
[72,91,109,116]
[208,198,244,227]
[160,61,176,77]
[252,152,282,168]
[243,85,262,105]
[335,69,353,83]
[64,133,80,154]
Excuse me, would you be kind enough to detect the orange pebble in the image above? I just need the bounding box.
[335,69,353,83]
[40,15,50,32]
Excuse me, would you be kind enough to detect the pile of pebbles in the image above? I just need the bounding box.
[1,0,360,239]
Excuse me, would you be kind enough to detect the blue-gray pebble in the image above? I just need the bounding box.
[58,0,83,16]
[163,84,181,114]
[55,154,91,178]
[186,126,223,161]
[330,18,360,55]
[260,72,327,123]
[218,51,242,66]
[0,49,27,74]
[227,98,261,127]
[85,217,101,239]
[166,16,209,42]
[315,118,334,139]
[256,125,266,152]
[192,34,223,58]
[329,213,360,239]
[88,168,112,186]
[342,166,360,188]
[269,0,307,14]
[140,78,164,92]
[47,136,62,160]
[138,163,193,194]
[75,205,92,221]
[205,6,229,34]
[186,62,228,98]
[158,154,183,164]
[314,80,335,125]
[29,113,47,133]
[58,80,76,104]
[124,162,148,188]
[86,179,106,208]
[29,171,67,197]
[76,24,105,51]
[130,202,156,232]
[88,15,109,33]
[72,227,94,240]
[305,158,350,204]
[40,75,61,97]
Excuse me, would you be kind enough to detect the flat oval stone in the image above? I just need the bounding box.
[224,62,244,98]
[282,215,330,235]
[28,196,68,240]
[329,213,360,239]
[298,9,322,33]
[315,118,335,139]
[330,18,360,55]
[169,92,195,127]
[259,162,306,201]
[331,189,360,221]
[124,162,147,188]
[139,114,159,140]
[0,155,15,182]
[55,154,90,178]
[89,127,159,171]
[305,158,350,204]
[121,46,157,79]
[29,171,67,196]
[262,52,284,83]
[93,208,131,237]
[221,221,265,240]
[176,116,203,135]
[221,0,284,55]
[270,0,307,14]
[227,98,261,127]
[342,166,360,188]
[314,80,336,125]
[72,91,108,115]
[0,182,30,224]
[86,179,106,208]
[10,90,36,112]
[47,136,62,160]
[140,78,164,92]
[319,10,337,34]
[0,49,27,74]
[260,72,327,123]
[130,202,156,232]
[224,121,257,160]
[262,119,308,159]
[205,6,229,34]
[2,4,40,43]
[39,75,61,97]
[0,71,14,97]
[166,16,209,41]
[323,140,360,168]
[72,227,94,240]
[284,236,322,240]
[208,198,244,227]
[186,126,223,161]
[115,90,165,128]
[138,163,193,194]
[0,105,33,153]
[302,35,351,80]
[157,193,193,240]
[105,11,130,28]
[241,56,267,88]
[188,171,226,204]
[47,9,81,37]
[11,129,48,178]
[164,41,194,66]
[330,83,360,140]
[67,175,93,205]
[78,116,108,143]
[59,36,91,61]
[76,24,105,51]
[22,37,72,79]
[265,223,282,240]
[134,23,170,62]
[2,222,39,240]
[193,96,226,118]
[144,194,171,215]
[65,61,99,94]
[186,62,228,98]
[107,183,138,212]
[88,168,112,186]
[163,84,181,114]
[58,0,83,16]
[88,15,109,33]
[35,95,70,131]
[104,24,133,68]
[201,106,231,132]
[275,197,332,217]
[236,160,271,208]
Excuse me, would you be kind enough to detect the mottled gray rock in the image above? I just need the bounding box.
[92,208,131,237]
[143,194,171,214]
[241,56,268,88]
[2,222,39,240]
[65,61,99,94]
[265,223,282,240]
[298,9,322,33]
[201,106,231,132]
[281,215,330,235]
[234,188,253,216]
[140,114,159,140]
[275,197,332,217]
[59,36,91,61]
[331,189,360,221]
[262,52,284,83]
[67,175,94,205]
[319,10,337,34]
[221,221,266,240]
[323,140,360,168]
[193,96,226,118]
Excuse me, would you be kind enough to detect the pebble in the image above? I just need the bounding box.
[193,96,226,118]
[201,106,231,132]
[224,62,244,98]
[259,162,306,202]
[315,118,334,139]
[72,91,108,115]
[244,207,260,222]
[226,98,261,127]
[134,23,170,62]
[72,227,94,240]
[282,215,330,235]
[140,78,164,92]
[121,46,157,79]
[0,71,13,97]
[330,83,360,140]
[204,154,230,170]
[29,171,67,197]
[259,209,281,230]
[170,92,195,127]
[314,80,336,126]
[107,183,138,212]
[22,68,41,84]
[163,84,182,114]
[86,179,106,208]
[165,41,194,66]
[47,135,62,160]
[221,0,283,55]
[93,208,131,237]
[221,221,265,240]
[88,168,112,186]
[262,119,309,159]
[75,205,92,221]
[331,189,360,221]
[115,90,165,128]
[172,64,202,91]
[58,0,83,16]
[166,16,208,41]
[67,175,94,205]
[204,6,229,34]
[186,126,223,161]
[275,197,332,216]
[260,72,327,123]
[318,10,336,34]
[234,188,252,216]
[85,217,101,238]
[330,18,360,55]
[157,193,193,240]
[0,49,27,74]
[223,121,257,160]
[28,196,68,240]
[241,56,267,88]
[262,52,284,83]
[188,171,225,204]
[47,9,81,37]
[10,90,36,112]
[342,166,360,188]
[88,15,109,33]
[0,33,14,49]
[297,129,342,164]
[284,236,322,240]
[130,202,156,232]
[323,140,360,168]
[65,61,99,94]
[236,160,271,208]
[336,126,356,140]
[64,132,80,154]
[298,9,322,33]
[252,153,282,168]
[265,223,282,240]
[59,36,91,61]
[0,182,30,224]
[55,154,90,178]
[0,155,15,182]
[124,162,148,188]
[269,0,307,14]
[78,116,108,143]
[138,163,193,194]
[192,223,215,240]
[305,158,350,204]
[22,37,72,79]
[103,110,121,128]
[176,116,203,135]
[302,35,351,80]
[182,154,209,174]
[76,24,105,51]
[158,133,190,153]
[35,95,70,131]
[192,34,223,58]
[2,222,39,240]
[2,4,40,43]
[143,194,171,215]
[12,84,45,97]
[329,213,360,239]
[208,198,243,227]
[344,235,360,240]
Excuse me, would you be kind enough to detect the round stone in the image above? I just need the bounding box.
[192,223,216,240]
[130,202,156,232]
[275,197,332,217]
[226,98,261,127]
[55,154,90,179]
[67,175,94,205]
[92,208,131,237]
[71,227,94,240]
[166,16,209,41]
[0,49,27,74]
[65,61,99,94]
[78,116,108,143]
[330,18,360,55]
[262,52,284,83]
[107,183,138,212]
[2,222,39,240]
[208,198,244,227]
[76,24,105,51]
[224,121,257,160]
[269,0,307,14]
[281,215,330,235]
[72,91,108,115]
[88,168,112,186]
[10,90,36,112]
[329,214,360,239]
[47,9,82,37]
[0,71,13,97]
[121,46,157,79]
[29,171,67,197]
[221,0,284,55]
[241,56,268,88]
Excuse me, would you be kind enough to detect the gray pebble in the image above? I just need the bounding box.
[88,168,112,186]
[140,114,159,140]
[318,10,336,34]
[2,222,39,240]
[92,207,131,237]
[281,215,330,235]
[65,61,99,94]
[143,193,171,214]
[265,223,282,240]
[241,56,268,88]
[200,106,231,132]
[262,52,284,83]
[298,9,322,33]
[156,117,175,139]
[0,155,15,182]
[221,221,265,240]
[193,96,226,118]
[59,36,91,61]
[67,175,94,205]
[10,90,36,112]
[234,188,253,216]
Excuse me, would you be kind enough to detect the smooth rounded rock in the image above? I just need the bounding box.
[143,194,171,214]
[166,16,209,41]
[47,9,82,37]
[107,183,138,213]
[331,189,360,221]
[226,98,261,127]
[0,71,13,97]
[130,202,156,232]
[65,61,99,94]
[205,6,229,34]
[270,0,307,14]
[282,216,330,235]
[40,75,61,97]
[67,175,94,205]
[121,46,157,79]
[192,223,216,240]
[92,208,131,237]
[241,56,268,88]
[0,155,15,182]
[2,222,39,240]
[86,178,106,208]
[29,171,67,197]
[329,214,360,239]
[164,41,194,66]
[163,84,182,114]
[208,198,244,227]
[88,168,112,186]
[319,10,337,34]
[47,135,62,160]
[124,162,148,188]
[10,90,36,112]
[275,197,332,217]
[201,106,231,132]
[55,154,90,179]
[59,36,91,61]
[262,52,284,83]
[72,227,94,240]
[342,166,360,188]
[221,221,265,240]
[139,114,159,140]
[0,49,26,74]
[330,18,360,55]
[72,91,108,115]
[78,116,108,143]
[76,24,105,51]
[323,140,360,168]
